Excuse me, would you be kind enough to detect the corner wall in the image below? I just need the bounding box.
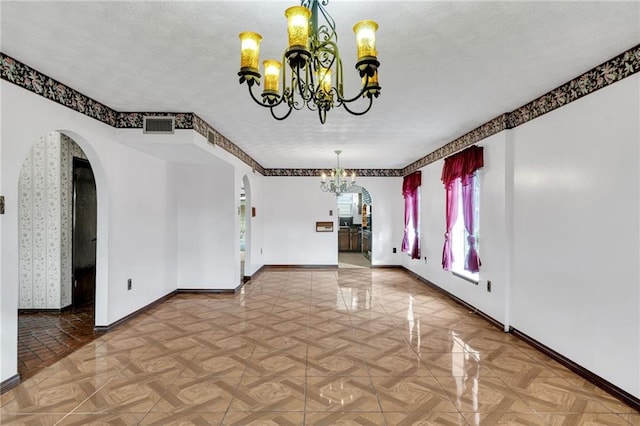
[262,176,403,266]
[404,74,640,398]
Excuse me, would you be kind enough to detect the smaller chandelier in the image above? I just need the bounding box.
[238,0,380,124]
[321,150,356,196]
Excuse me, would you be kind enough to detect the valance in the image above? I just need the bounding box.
[441,145,484,185]
[402,171,421,195]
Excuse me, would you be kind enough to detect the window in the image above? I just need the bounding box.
[402,171,421,259]
[450,174,480,281]
[441,146,483,280]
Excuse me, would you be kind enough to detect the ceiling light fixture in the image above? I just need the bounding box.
[321,150,356,196]
[238,0,380,124]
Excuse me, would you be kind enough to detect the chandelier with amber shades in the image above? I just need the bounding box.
[237,0,380,124]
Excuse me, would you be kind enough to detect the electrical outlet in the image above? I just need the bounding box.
[393,247,397,253]
[127,278,132,290]
[487,280,492,292]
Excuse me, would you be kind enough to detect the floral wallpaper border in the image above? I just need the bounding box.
[263,168,402,177]
[0,53,261,173]
[3,43,640,178]
[1,53,118,126]
[192,114,265,175]
[401,43,640,175]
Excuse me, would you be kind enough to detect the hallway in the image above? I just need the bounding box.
[2,268,637,424]
[17,304,96,381]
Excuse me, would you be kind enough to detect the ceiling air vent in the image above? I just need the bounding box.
[207,129,216,146]
[143,116,175,134]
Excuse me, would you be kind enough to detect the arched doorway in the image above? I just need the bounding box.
[16,131,98,379]
[337,186,372,268]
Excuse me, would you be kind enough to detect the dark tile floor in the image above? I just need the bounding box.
[17,303,97,380]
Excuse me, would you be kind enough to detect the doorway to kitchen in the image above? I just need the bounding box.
[337,187,372,268]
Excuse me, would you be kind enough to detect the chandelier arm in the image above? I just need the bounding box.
[318,107,327,124]
[316,2,336,42]
[341,96,374,116]
[247,83,273,108]
[270,104,294,121]
[335,74,370,104]
[238,0,379,124]
[294,65,314,104]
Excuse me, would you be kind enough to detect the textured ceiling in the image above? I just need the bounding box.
[1,1,638,169]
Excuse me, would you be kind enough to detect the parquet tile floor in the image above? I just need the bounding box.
[2,268,639,425]
[17,304,97,381]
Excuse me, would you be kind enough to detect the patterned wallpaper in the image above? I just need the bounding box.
[18,132,87,309]
[2,43,639,178]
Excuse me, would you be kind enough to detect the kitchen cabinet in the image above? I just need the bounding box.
[362,230,371,259]
[338,229,350,251]
[339,228,361,252]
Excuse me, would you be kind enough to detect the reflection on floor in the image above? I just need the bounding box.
[17,304,96,381]
[338,252,370,268]
[2,268,638,425]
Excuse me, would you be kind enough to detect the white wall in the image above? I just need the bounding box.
[174,162,237,290]
[262,176,403,266]
[357,177,404,266]
[263,177,338,265]
[403,132,509,325]
[106,143,176,322]
[511,75,640,396]
[403,75,640,398]
[1,82,178,383]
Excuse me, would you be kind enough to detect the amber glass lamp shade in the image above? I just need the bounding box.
[318,67,332,96]
[239,32,262,71]
[263,60,281,93]
[353,20,378,60]
[285,6,311,49]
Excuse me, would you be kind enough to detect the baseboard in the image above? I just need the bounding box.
[264,264,338,269]
[245,265,266,282]
[93,290,176,333]
[1,374,20,394]
[404,267,504,331]
[243,265,267,284]
[18,308,63,313]
[402,266,640,411]
[370,265,404,269]
[510,327,640,412]
[176,285,241,294]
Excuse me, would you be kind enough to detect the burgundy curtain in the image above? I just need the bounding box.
[442,180,459,270]
[441,146,483,271]
[441,145,484,186]
[402,171,421,259]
